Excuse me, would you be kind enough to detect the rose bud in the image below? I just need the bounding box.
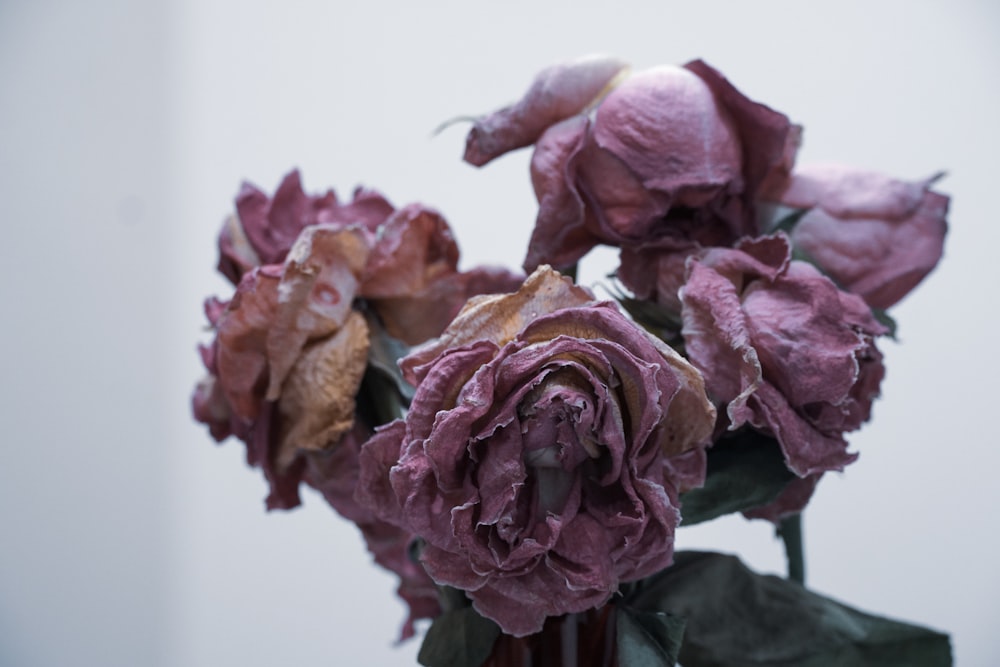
[761,164,949,309]
[357,267,715,636]
[680,234,887,486]
[464,57,795,284]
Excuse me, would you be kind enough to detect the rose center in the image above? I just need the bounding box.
[518,377,601,516]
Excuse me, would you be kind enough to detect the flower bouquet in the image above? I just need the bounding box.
[192,56,951,666]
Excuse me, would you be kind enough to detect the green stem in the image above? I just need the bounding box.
[778,513,805,585]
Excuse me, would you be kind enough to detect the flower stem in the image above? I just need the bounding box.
[778,513,805,584]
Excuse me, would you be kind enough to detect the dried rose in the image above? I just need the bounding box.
[357,267,715,636]
[761,164,949,309]
[464,57,794,289]
[680,234,886,482]
[194,225,373,508]
[216,169,524,343]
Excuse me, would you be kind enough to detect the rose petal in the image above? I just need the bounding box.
[464,54,630,167]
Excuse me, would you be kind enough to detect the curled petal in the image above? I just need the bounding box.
[770,165,949,308]
[401,267,593,385]
[681,236,885,483]
[266,226,368,398]
[524,116,594,271]
[464,54,630,167]
[275,311,370,468]
[684,59,794,197]
[216,267,282,420]
[361,205,459,298]
[221,170,394,283]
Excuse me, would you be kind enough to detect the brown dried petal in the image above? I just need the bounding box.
[401,266,592,385]
[265,226,369,398]
[274,310,370,469]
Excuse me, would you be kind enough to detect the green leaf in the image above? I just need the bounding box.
[625,551,952,667]
[679,432,795,526]
[417,606,501,667]
[777,514,805,584]
[870,307,898,340]
[770,206,810,235]
[616,607,686,667]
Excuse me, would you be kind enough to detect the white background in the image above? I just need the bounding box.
[2,1,998,665]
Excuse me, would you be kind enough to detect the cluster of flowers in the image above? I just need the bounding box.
[192,56,947,648]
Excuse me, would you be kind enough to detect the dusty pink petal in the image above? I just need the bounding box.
[220,170,394,284]
[741,262,874,406]
[361,205,459,298]
[594,65,742,194]
[464,54,630,167]
[215,266,283,420]
[524,116,596,271]
[250,402,308,510]
[748,381,859,477]
[303,422,378,524]
[374,266,525,346]
[217,213,262,284]
[191,374,234,442]
[574,135,671,242]
[356,420,410,528]
[757,123,803,196]
[234,170,338,267]
[317,185,396,234]
[683,59,795,197]
[780,167,948,308]
[680,260,762,423]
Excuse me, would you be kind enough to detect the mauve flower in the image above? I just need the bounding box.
[357,267,715,636]
[464,57,795,287]
[680,234,886,483]
[194,225,373,509]
[216,169,524,344]
[761,164,949,309]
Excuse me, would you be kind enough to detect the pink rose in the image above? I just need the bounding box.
[215,169,524,343]
[680,234,887,482]
[761,164,949,309]
[357,267,715,636]
[464,57,795,292]
[195,226,373,509]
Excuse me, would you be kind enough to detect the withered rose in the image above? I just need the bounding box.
[357,267,715,636]
[680,234,886,484]
[215,169,524,344]
[195,226,373,509]
[464,56,795,301]
[760,164,949,309]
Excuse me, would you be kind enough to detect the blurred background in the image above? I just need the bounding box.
[1,0,998,665]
